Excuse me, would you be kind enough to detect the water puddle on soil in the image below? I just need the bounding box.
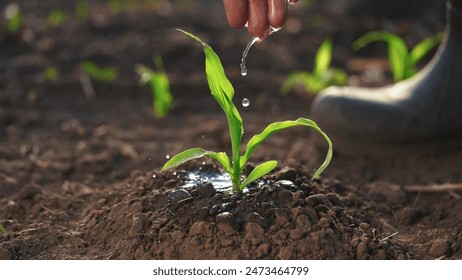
[182,171,233,192]
[180,171,296,193]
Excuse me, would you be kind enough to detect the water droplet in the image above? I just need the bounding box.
[240,37,260,76]
[166,154,170,159]
[152,174,157,179]
[241,67,247,76]
[242,98,250,107]
[240,28,281,76]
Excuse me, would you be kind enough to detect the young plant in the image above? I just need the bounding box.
[163,30,333,193]
[4,3,23,34]
[281,38,348,95]
[136,56,173,118]
[81,61,119,83]
[75,1,90,21]
[48,9,69,27]
[44,66,58,82]
[0,224,6,236]
[352,31,444,82]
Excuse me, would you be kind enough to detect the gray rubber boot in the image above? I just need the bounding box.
[310,0,462,156]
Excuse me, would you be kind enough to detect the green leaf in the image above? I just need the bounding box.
[204,151,233,175]
[240,160,278,191]
[280,72,312,94]
[162,148,208,171]
[313,38,333,77]
[82,61,118,83]
[409,32,443,66]
[353,31,408,81]
[240,118,332,178]
[162,148,232,175]
[0,224,6,235]
[136,56,173,118]
[6,5,23,34]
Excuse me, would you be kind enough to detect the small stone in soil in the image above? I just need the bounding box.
[244,212,267,228]
[169,189,191,204]
[196,183,217,197]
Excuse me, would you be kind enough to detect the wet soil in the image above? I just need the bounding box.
[0,0,461,259]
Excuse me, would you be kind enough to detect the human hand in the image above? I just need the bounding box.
[223,0,299,39]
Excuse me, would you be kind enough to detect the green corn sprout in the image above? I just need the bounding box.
[75,1,90,21]
[353,31,444,82]
[48,9,69,27]
[81,61,118,83]
[163,30,333,193]
[44,67,58,81]
[5,4,23,34]
[136,56,173,118]
[281,38,348,94]
[0,224,6,236]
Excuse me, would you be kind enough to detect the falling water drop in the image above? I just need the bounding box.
[240,37,259,76]
[166,154,171,159]
[240,27,281,76]
[242,98,250,107]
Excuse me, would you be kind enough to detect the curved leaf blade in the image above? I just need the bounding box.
[240,160,278,191]
[240,118,332,178]
[313,38,333,76]
[162,148,232,175]
[0,224,6,235]
[409,32,443,66]
[353,31,408,81]
[162,148,208,171]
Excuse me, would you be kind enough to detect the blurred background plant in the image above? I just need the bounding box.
[4,3,23,34]
[353,31,444,82]
[136,56,173,118]
[281,38,348,95]
[0,224,6,236]
[47,9,70,27]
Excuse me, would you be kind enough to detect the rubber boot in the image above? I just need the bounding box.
[310,0,462,156]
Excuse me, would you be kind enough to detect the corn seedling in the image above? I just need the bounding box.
[136,56,173,118]
[281,38,348,95]
[81,61,118,83]
[75,1,90,21]
[44,66,58,82]
[353,31,444,82]
[4,3,23,34]
[48,9,69,27]
[0,224,6,236]
[163,30,332,193]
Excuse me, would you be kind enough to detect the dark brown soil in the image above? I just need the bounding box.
[1,0,460,260]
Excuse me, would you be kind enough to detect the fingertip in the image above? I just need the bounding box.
[268,0,287,28]
[223,0,248,29]
[248,0,270,38]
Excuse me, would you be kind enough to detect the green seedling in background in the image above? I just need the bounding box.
[81,61,118,83]
[44,66,58,82]
[353,31,444,82]
[0,224,6,236]
[163,30,333,193]
[136,56,173,118]
[48,9,69,27]
[5,3,23,34]
[281,38,348,95]
[75,1,90,21]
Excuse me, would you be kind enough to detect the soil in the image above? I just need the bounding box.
[1,0,461,260]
